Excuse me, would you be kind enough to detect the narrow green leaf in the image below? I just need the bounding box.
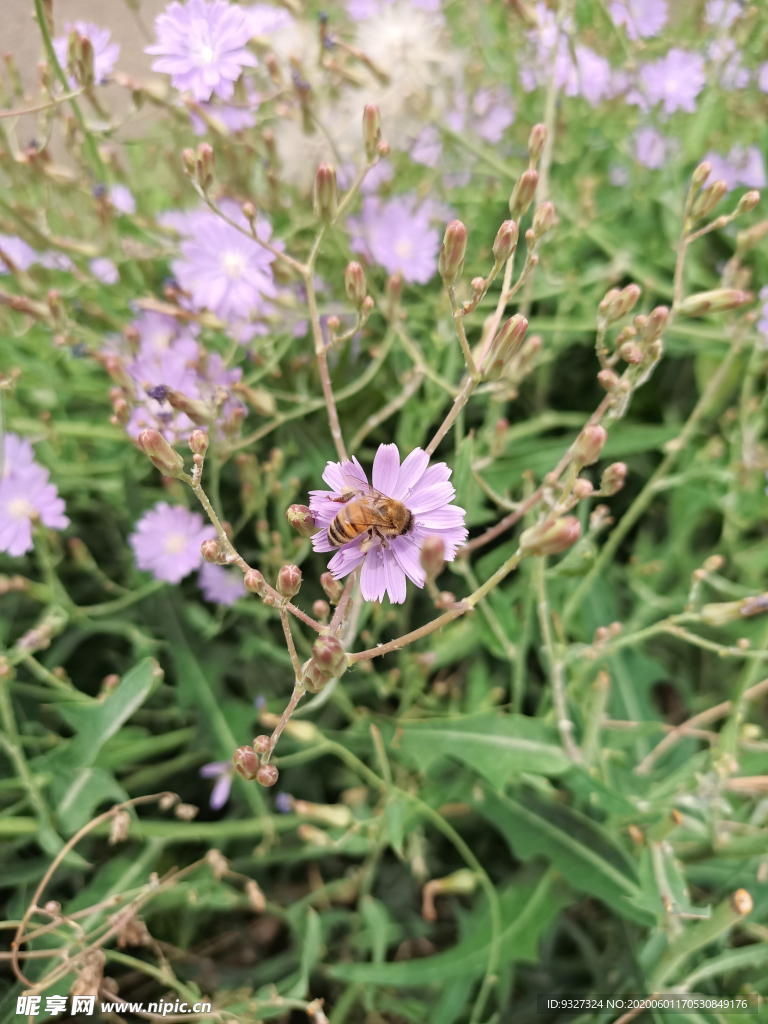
[385,798,405,855]
[288,906,322,998]
[453,433,473,511]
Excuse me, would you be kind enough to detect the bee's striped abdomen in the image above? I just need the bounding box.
[328,514,354,546]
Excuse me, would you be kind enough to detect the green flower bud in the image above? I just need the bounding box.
[195,143,215,192]
[320,572,344,603]
[309,635,347,679]
[492,220,518,264]
[286,504,318,538]
[736,220,768,256]
[484,314,528,380]
[737,191,760,215]
[679,289,751,317]
[691,161,711,189]
[188,429,209,455]
[600,462,627,496]
[362,103,382,161]
[314,163,338,222]
[573,424,608,468]
[528,123,547,165]
[690,179,727,220]
[345,261,367,309]
[509,168,538,219]
[640,305,669,343]
[532,201,556,241]
[520,516,582,557]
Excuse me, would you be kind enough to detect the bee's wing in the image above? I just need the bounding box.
[340,475,386,500]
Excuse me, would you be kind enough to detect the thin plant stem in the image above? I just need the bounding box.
[280,609,303,679]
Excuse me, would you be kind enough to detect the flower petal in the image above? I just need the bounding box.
[210,773,232,810]
[383,549,407,604]
[393,447,429,499]
[391,535,427,588]
[372,443,400,495]
[360,544,387,602]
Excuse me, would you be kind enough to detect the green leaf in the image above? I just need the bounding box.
[56,658,160,768]
[288,906,322,998]
[398,713,571,786]
[385,797,405,855]
[55,767,128,835]
[359,896,391,965]
[474,786,652,925]
[330,870,570,986]
[452,433,473,512]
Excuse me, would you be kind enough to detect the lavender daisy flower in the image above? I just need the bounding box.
[639,49,706,114]
[200,760,233,809]
[198,562,247,605]
[705,0,742,27]
[90,258,119,284]
[410,125,443,168]
[129,502,216,584]
[246,4,294,35]
[472,87,515,144]
[0,465,69,557]
[634,127,667,169]
[0,234,39,273]
[309,444,467,605]
[53,22,120,86]
[39,251,75,272]
[3,434,36,479]
[189,93,259,135]
[609,0,667,39]
[349,195,442,285]
[109,185,136,215]
[171,206,276,322]
[702,146,766,191]
[146,0,258,103]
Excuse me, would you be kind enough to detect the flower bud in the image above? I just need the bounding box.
[256,764,279,787]
[314,163,338,222]
[439,220,468,285]
[484,314,528,380]
[600,462,627,496]
[78,35,95,88]
[492,220,518,264]
[737,191,760,215]
[277,564,302,599]
[137,429,185,477]
[573,478,594,500]
[302,659,331,694]
[311,635,347,675]
[320,571,344,603]
[690,179,727,220]
[313,599,330,621]
[532,201,556,241]
[528,123,547,165]
[242,200,256,224]
[244,569,267,596]
[362,295,375,316]
[182,148,196,175]
[233,746,259,781]
[386,272,402,315]
[362,103,382,161]
[420,536,445,578]
[509,168,538,218]
[201,539,225,564]
[692,161,711,189]
[189,429,209,455]
[66,28,82,72]
[641,305,669,343]
[597,368,620,391]
[345,261,367,309]
[254,734,270,754]
[165,388,212,425]
[599,283,641,326]
[619,342,642,364]
[286,504,318,538]
[195,143,215,192]
[377,140,390,157]
[736,220,768,256]
[680,289,751,317]
[573,424,608,468]
[520,516,582,557]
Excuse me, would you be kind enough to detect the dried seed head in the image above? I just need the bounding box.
[520,516,582,557]
[286,504,318,538]
[277,564,302,599]
[439,220,468,285]
[206,848,229,879]
[256,764,279,788]
[245,879,266,912]
[137,429,185,478]
[573,424,608,469]
[492,220,518,264]
[314,163,338,222]
[600,462,627,496]
[109,810,131,845]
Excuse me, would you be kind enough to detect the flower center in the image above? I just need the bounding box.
[394,239,413,259]
[666,78,677,93]
[200,44,215,65]
[164,532,188,555]
[222,251,246,279]
[9,497,35,520]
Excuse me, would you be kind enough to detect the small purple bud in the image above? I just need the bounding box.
[520,516,582,557]
[439,220,468,285]
[286,504,318,538]
[137,429,185,478]
[254,734,270,754]
[573,424,608,469]
[277,564,302,599]
[641,306,669,343]
[619,342,642,364]
[233,746,259,781]
[492,220,518,264]
[275,792,293,814]
[309,635,347,679]
[201,539,225,564]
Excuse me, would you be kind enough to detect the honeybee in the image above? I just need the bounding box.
[327,478,414,548]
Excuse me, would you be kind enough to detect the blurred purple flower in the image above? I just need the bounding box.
[254,693,267,710]
[198,562,247,605]
[472,87,515,143]
[200,760,233,809]
[347,0,441,20]
[758,286,768,345]
[189,92,259,135]
[3,434,36,480]
[53,22,120,86]
[360,159,394,195]
[349,195,442,284]
[758,63,768,93]
[110,184,137,215]
[146,0,258,102]
[609,0,667,39]
[702,145,766,191]
[172,205,276,321]
[130,502,216,583]
[90,258,119,284]
[709,38,749,90]
[0,234,38,273]
[410,125,442,168]
[275,792,293,813]
[635,126,667,169]
[310,443,467,605]
[0,463,69,557]
[609,165,630,187]
[705,0,742,27]
[639,49,706,114]
[39,251,75,272]
[520,8,611,108]
[246,3,294,34]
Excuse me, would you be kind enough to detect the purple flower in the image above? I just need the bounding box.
[349,195,442,284]
[198,562,247,605]
[310,444,467,605]
[347,0,440,20]
[519,9,611,108]
[705,0,742,27]
[609,0,667,39]
[189,92,259,135]
[472,87,515,144]
[639,49,706,114]
[758,63,768,93]
[246,4,294,35]
[275,792,293,814]
[0,462,69,557]
[39,251,75,272]
[53,22,120,86]
[0,234,38,273]
[171,205,276,321]
[200,760,233,809]
[254,694,267,710]
[90,258,119,284]
[146,0,258,103]
[360,159,394,195]
[3,434,36,480]
[634,127,667,169]
[702,145,766,191]
[410,125,442,168]
[129,502,216,584]
[609,165,630,187]
[110,185,136,215]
